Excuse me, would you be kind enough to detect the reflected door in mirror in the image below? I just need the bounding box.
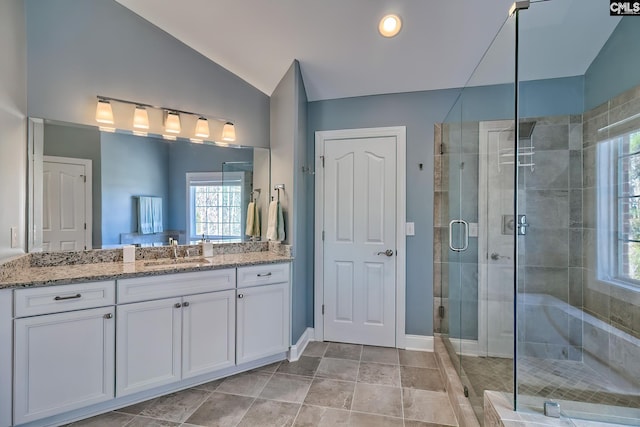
[43,156,92,251]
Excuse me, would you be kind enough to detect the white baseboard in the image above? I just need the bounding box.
[404,334,434,352]
[447,338,480,356]
[288,327,315,361]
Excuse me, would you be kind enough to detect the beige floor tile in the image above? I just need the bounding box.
[216,371,272,397]
[303,341,329,358]
[399,350,438,368]
[361,346,399,365]
[324,343,362,360]
[403,388,457,426]
[401,366,446,392]
[70,412,134,427]
[278,356,321,377]
[303,378,355,410]
[316,358,359,381]
[357,362,401,387]
[185,392,254,427]
[259,373,313,403]
[292,404,350,426]
[351,383,403,418]
[139,389,209,423]
[348,412,404,427]
[237,399,300,427]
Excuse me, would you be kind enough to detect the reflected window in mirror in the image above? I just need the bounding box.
[187,172,245,243]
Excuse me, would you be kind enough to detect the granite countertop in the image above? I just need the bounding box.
[0,251,292,289]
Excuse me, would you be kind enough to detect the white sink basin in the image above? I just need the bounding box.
[143,258,211,268]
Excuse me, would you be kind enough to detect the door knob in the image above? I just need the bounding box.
[377,249,394,257]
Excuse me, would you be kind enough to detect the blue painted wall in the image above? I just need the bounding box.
[585,17,640,111]
[100,133,169,246]
[25,0,269,148]
[308,75,586,336]
[309,88,461,336]
[43,122,103,248]
[271,61,310,343]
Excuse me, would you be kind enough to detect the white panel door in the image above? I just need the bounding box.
[323,137,397,347]
[479,121,515,357]
[116,298,182,396]
[14,307,115,424]
[236,283,289,364]
[43,158,89,251]
[182,290,236,379]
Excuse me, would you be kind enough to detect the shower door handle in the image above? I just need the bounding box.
[448,220,469,252]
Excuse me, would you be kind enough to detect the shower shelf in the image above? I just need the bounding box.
[498,137,535,171]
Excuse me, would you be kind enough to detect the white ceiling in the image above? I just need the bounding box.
[115,0,620,101]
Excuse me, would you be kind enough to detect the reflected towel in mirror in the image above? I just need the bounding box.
[245,201,261,237]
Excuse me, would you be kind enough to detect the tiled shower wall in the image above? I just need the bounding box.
[434,84,640,372]
[433,115,584,360]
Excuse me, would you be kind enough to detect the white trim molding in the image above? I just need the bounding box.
[314,126,407,349]
[447,338,480,357]
[288,327,315,362]
[404,335,434,352]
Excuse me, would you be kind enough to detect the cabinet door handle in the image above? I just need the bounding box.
[257,272,272,277]
[54,293,81,301]
[174,303,182,308]
[104,313,113,319]
[183,302,190,307]
[238,294,244,299]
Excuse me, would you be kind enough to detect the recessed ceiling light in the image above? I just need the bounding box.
[379,14,402,38]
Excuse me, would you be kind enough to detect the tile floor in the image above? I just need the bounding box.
[66,342,458,427]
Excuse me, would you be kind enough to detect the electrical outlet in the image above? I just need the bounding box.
[406,222,415,236]
[11,227,18,248]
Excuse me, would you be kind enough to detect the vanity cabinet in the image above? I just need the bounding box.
[13,282,116,425]
[236,263,290,364]
[116,269,236,397]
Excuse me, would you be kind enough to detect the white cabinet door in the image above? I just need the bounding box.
[116,297,182,397]
[14,307,115,425]
[236,282,289,364]
[182,290,236,379]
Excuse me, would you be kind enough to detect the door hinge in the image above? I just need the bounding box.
[81,174,86,183]
[438,305,445,319]
[440,143,445,155]
[84,223,87,230]
[320,156,325,168]
[322,304,325,315]
[322,230,325,241]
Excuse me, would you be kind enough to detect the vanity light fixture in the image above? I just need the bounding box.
[164,111,181,134]
[98,126,116,133]
[194,117,210,138]
[378,14,402,38]
[95,99,114,124]
[189,138,204,144]
[222,122,236,142]
[95,95,236,143]
[133,106,149,129]
[133,130,148,137]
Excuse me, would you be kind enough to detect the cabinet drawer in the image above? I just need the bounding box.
[237,263,290,288]
[117,269,236,303]
[14,281,115,317]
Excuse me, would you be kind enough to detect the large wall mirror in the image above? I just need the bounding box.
[27,118,270,252]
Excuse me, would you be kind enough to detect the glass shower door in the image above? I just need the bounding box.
[436,9,518,424]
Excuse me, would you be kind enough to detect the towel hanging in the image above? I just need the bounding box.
[245,201,260,237]
[266,200,285,242]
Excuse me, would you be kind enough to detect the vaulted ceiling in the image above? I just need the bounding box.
[116,0,620,101]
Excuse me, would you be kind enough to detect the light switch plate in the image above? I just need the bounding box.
[10,227,18,248]
[468,222,478,237]
[406,222,415,236]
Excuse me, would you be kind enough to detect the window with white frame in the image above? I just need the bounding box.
[186,172,244,243]
[598,129,640,288]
